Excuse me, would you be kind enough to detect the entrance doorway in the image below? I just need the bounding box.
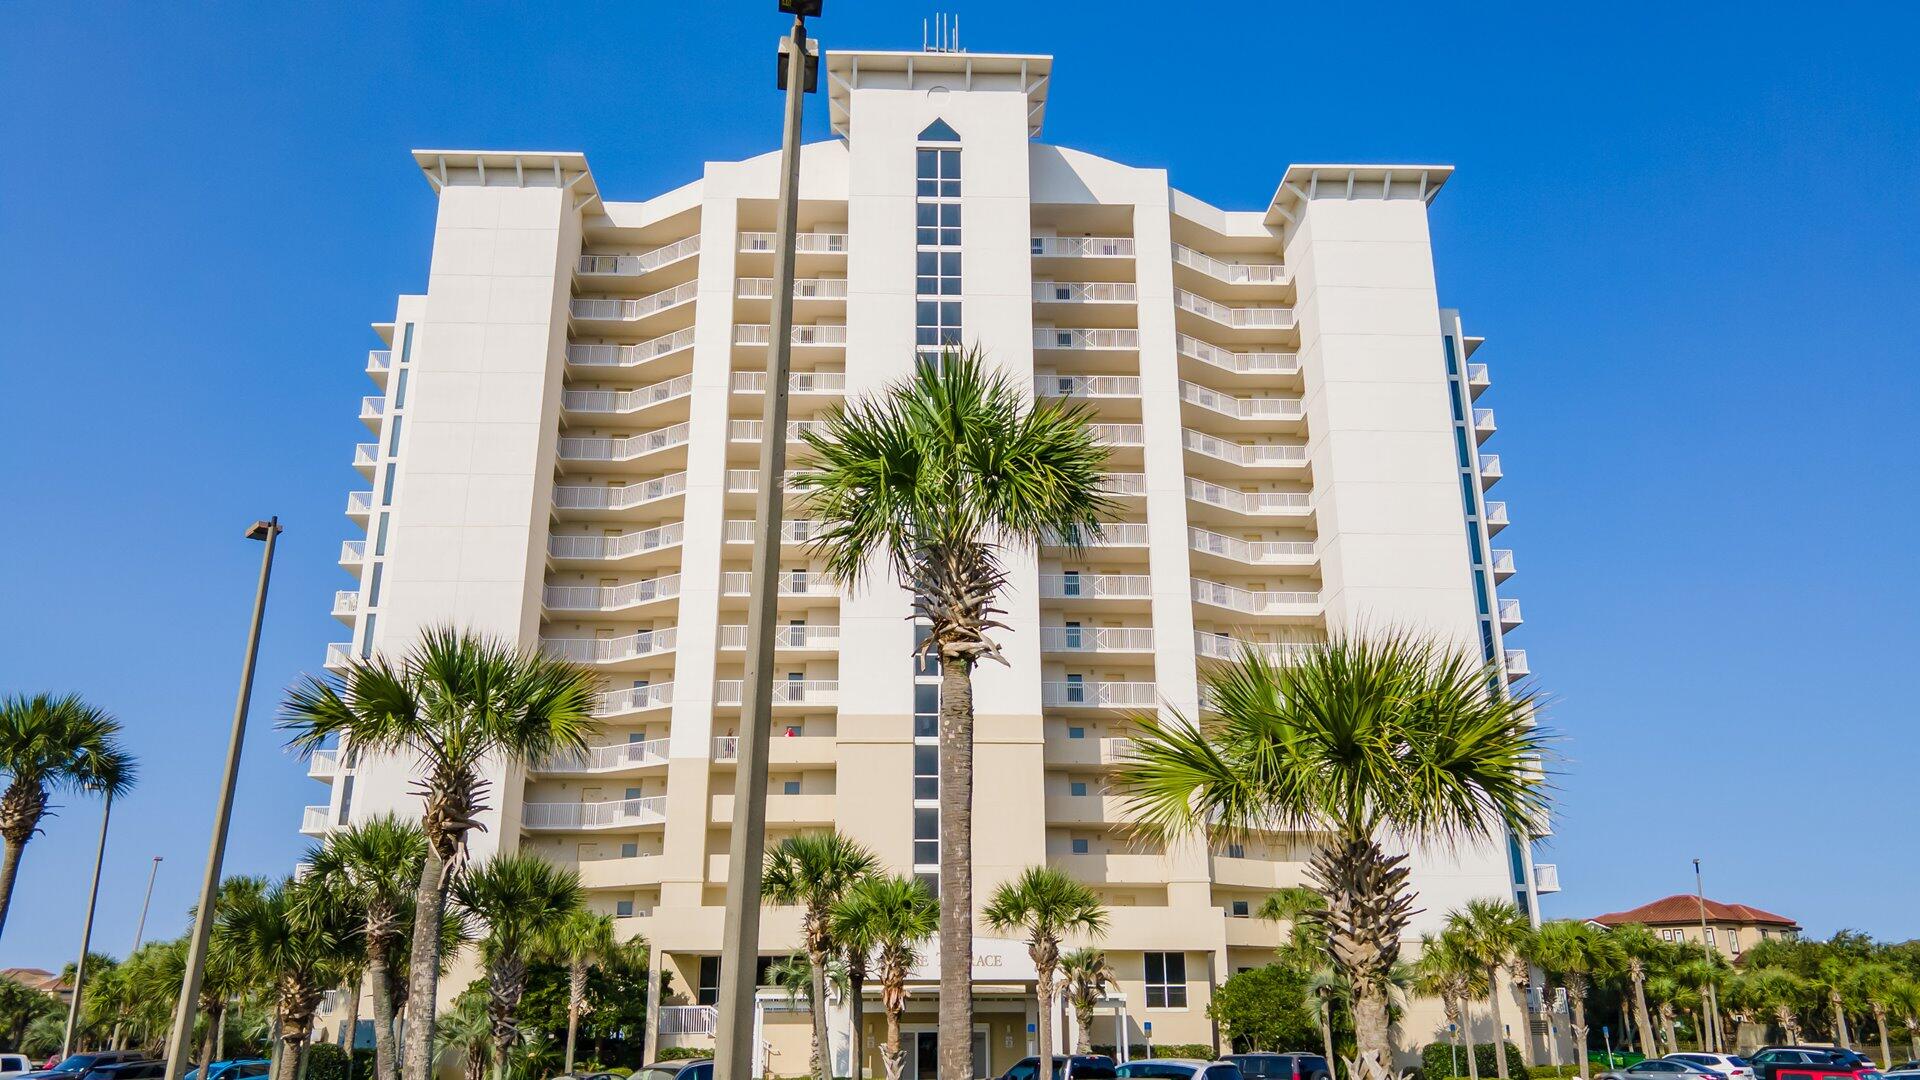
[907,1027,992,1080]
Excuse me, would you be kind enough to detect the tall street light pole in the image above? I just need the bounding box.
[131,856,163,954]
[715,5,818,1079]
[164,517,281,1080]
[61,792,113,1056]
[1693,858,1722,1052]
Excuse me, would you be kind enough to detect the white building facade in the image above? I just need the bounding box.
[309,47,1551,1074]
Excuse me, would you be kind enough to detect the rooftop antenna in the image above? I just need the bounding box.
[923,11,963,53]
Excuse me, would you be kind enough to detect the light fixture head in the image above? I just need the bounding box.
[778,0,823,16]
[245,519,279,541]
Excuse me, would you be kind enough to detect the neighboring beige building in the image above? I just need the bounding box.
[302,43,1547,1075]
[1591,896,1801,961]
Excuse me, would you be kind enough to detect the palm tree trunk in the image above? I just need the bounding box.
[810,948,830,1080]
[1036,966,1056,1080]
[198,1008,218,1074]
[216,1003,227,1061]
[343,986,361,1080]
[1462,999,1481,1080]
[1632,974,1656,1058]
[1319,998,1337,1068]
[0,821,35,941]
[1487,973,1510,1080]
[370,951,399,1080]
[937,655,975,1080]
[1876,1008,1890,1068]
[1832,995,1851,1049]
[884,1000,905,1080]
[1570,980,1590,1080]
[275,1011,307,1080]
[564,964,584,1075]
[1905,1021,1916,1060]
[1661,1012,1677,1056]
[849,962,867,1080]
[402,843,452,1080]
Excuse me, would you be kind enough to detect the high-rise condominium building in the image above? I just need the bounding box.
[305,45,1550,1075]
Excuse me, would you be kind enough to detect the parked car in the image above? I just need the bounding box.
[183,1061,270,1080]
[1881,1065,1920,1080]
[1670,1055,1755,1080]
[1116,1061,1245,1080]
[1600,1059,1728,1080]
[16,1053,152,1080]
[631,1060,713,1080]
[1228,1054,1332,1080]
[1004,1056,1119,1080]
[87,1063,163,1080]
[1749,1048,1880,1080]
[1,1055,36,1080]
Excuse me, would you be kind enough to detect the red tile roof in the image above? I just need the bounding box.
[1589,895,1799,929]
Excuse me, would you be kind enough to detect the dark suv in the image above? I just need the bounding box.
[18,1054,152,1080]
[1228,1055,1332,1080]
[1001,1056,1120,1080]
[1750,1048,1881,1080]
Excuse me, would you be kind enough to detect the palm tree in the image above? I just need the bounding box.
[217,876,358,1080]
[450,852,583,1080]
[797,348,1113,1080]
[1815,958,1854,1049]
[1746,969,1808,1044]
[542,909,619,1076]
[1850,964,1900,1067]
[1259,888,1329,967]
[1606,925,1663,1057]
[763,831,879,1080]
[306,815,428,1080]
[198,875,272,1071]
[1449,900,1531,1079]
[1883,980,1920,1060]
[0,693,136,941]
[434,995,493,1080]
[1646,976,1687,1054]
[1412,930,1489,1080]
[1526,921,1621,1080]
[983,866,1108,1080]
[1059,949,1116,1055]
[831,874,938,1080]
[1304,968,1347,1070]
[1114,632,1550,1071]
[282,626,600,1080]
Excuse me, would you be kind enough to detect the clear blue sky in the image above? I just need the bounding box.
[2,1,1915,971]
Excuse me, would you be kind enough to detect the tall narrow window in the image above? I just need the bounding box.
[914,131,962,364]
[398,323,414,364]
[381,463,397,506]
[393,368,410,408]
[374,513,391,556]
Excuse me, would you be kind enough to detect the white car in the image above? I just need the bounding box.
[1,1055,36,1080]
[1668,1055,1756,1080]
[1116,1061,1247,1080]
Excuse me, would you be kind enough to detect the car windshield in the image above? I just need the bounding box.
[1117,1065,1196,1080]
[1073,1065,1118,1080]
[1230,1061,1284,1079]
[51,1059,104,1074]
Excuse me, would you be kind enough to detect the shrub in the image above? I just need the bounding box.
[1207,964,1319,1053]
[1420,1040,1526,1080]
[302,1044,376,1080]
[657,1047,708,1061]
[1089,1044,1215,1061]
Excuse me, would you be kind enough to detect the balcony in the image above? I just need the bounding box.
[1042,523,1150,552]
[324,643,352,671]
[366,350,392,377]
[308,749,342,779]
[346,491,373,521]
[522,796,667,831]
[1046,735,1138,769]
[1040,681,1157,710]
[353,443,379,476]
[1490,549,1515,582]
[300,806,331,837]
[714,679,839,707]
[739,231,848,255]
[542,628,679,665]
[723,468,806,497]
[1483,501,1509,535]
[1187,528,1315,567]
[595,682,674,718]
[1473,408,1497,443]
[569,281,698,324]
[657,1004,718,1036]
[1038,626,1154,654]
[1213,855,1308,892]
[1052,851,1172,886]
[720,571,835,601]
[1032,328,1138,352]
[543,575,681,613]
[1037,573,1151,601]
[359,396,385,430]
[553,472,688,513]
[562,375,694,417]
[737,276,849,301]
[723,518,821,545]
[732,370,846,396]
[1504,649,1530,677]
[557,424,691,466]
[1099,472,1146,498]
[729,419,829,445]
[567,329,697,372]
[733,323,847,347]
[1170,244,1288,286]
[1182,429,1308,471]
[1179,382,1304,427]
[717,624,841,653]
[1043,792,1134,825]
[710,792,835,826]
[1031,236,1134,258]
[533,739,670,776]
[548,523,684,565]
[1034,375,1141,401]
[1089,423,1144,449]
[332,590,360,622]
[339,540,366,569]
[577,236,700,278]
[1498,598,1523,630]
[1176,334,1300,378]
[1186,479,1311,518]
[1191,579,1319,618]
[1466,362,1490,397]
[1194,632,1316,666]
[711,734,837,766]
[1173,289,1295,332]
[1031,281,1137,304]
[1533,863,1561,894]
[1479,453,1503,487]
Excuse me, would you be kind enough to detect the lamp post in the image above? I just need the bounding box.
[714,6,818,1080]
[1693,858,1721,1052]
[163,517,281,1080]
[131,856,163,954]
[60,792,113,1056]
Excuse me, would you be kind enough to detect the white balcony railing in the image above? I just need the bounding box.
[522,796,668,830]
[1533,862,1561,894]
[595,682,675,717]
[1031,236,1134,258]
[1182,429,1307,467]
[657,1005,719,1035]
[714,680,839,706]
[340,540,366,565]
[1041,681,1158,708]
[1038,626,1154,653]
[1031,281,1138,303]
[1033,328,1139,351]
[1484,501,1509,528]
[543,575,682,612]
[333,590,360,615]
[1037,573,1151,600]
[1186,479,1310,515]
[1478,454,1502,481]
[1498,598,1523,627]
[1176,334,1299,376]
[548,523,684,561]
[1089,423,1145,448]
[360,395,385,419]
[1099,472,1147,497]
[739,231,848,254]
[1188,528,1315,564]
[721,571,833,596]
[724,468,806,494]
[732,370,846,394]
[1042,523,1150,548]
[577,236,700,276]
[308,749,342,778]
[537,739,670,774]
[1174,289,1295,329]
[542,628,680,664]
[718,624,841,650]
[1194,632,1317,665]
[569,281,698,322]
[324,643,352,669]
[734,323,848,346]
[1474,408,1497,434]
[301,806,331,834]
[566,329,697,370]
[724,518,821,544]
[1170,244,1288,285]
[1191,579,1319,615]
[729,419,830,443]
[557,424,691,463]
[346,491,373,515]
[1180,382,1303,421]
[1034,375,1141,399]
[553,472,688,511]
[737,277,849,300]
[354,443,378,468]
[1490,549,1516,576]
[367,350,392,372]
[1504,649,1530,677]
[562,375,694,415]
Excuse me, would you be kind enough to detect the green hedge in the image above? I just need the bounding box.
[1090,1045,1217,1061]
[301,1044,376,1080]
[1420,1040,1527,1080]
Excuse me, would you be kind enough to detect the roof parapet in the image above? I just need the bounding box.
[1265,163,1454,227]
[825,51,1052,141]
[411,150,601,212]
